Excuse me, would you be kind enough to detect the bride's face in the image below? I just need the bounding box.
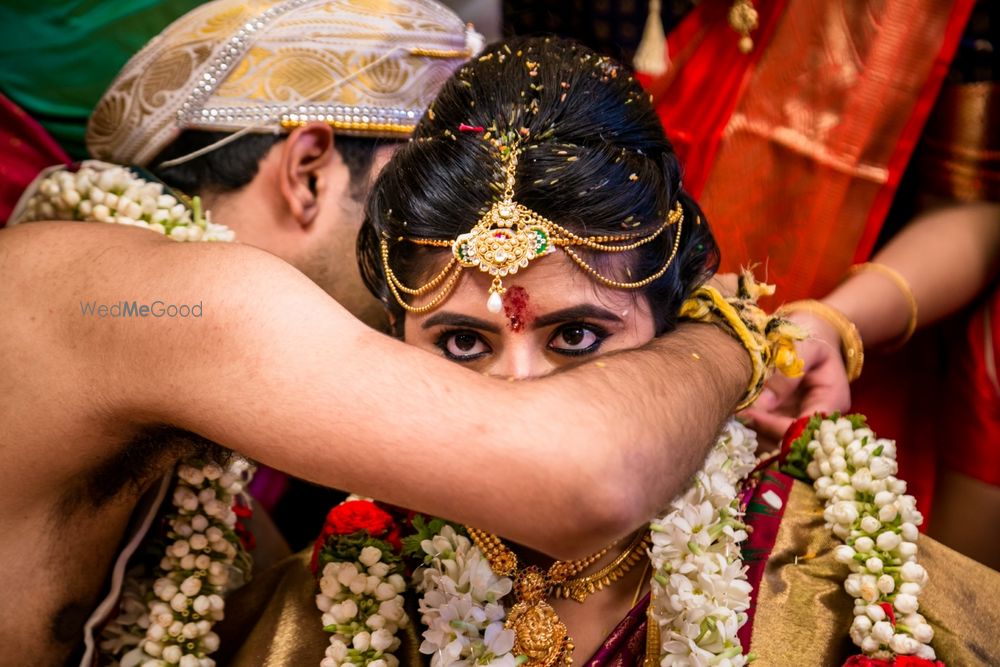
[403,252,656,378]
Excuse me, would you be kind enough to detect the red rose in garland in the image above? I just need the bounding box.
[843,656,893,667]
[311,500,401,574]
[842,656,945,667]
[893,658,946,667]
[322,500,396,537]
[781,414,818,459]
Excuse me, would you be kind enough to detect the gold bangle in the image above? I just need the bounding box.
[848,262,918,351]
[778,299,865,382]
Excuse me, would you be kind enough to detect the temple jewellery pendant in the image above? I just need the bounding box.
[506,566,574,667]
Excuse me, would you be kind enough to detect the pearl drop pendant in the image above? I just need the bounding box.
[487,291,503,313]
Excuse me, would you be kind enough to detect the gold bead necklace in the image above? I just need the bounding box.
[465,527,651,667]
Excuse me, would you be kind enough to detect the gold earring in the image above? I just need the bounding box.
[729,0,759,54]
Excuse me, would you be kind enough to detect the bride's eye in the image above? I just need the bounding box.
[548,323,608,356]
[435,330,492,361]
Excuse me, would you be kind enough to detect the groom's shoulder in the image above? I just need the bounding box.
[1,220,195,263]
[0,221,295,297]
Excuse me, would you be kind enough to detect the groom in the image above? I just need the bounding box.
[0,1,751,664]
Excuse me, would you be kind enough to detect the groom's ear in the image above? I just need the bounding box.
[276,122,336,228]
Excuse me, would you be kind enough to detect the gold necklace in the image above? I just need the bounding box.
[552,530,651,602]
[465,527,650,667]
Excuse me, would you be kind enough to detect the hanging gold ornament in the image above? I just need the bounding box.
[728,0,759,54]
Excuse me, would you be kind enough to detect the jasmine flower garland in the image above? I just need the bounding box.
[98,458,255,667]
[411,524,516,666]
[11,162,250,667]
[312,423,758,667]
[10,161,234,241]
[649,419,757,666]
[312,417,942,666]
[313,499,410,667]
[316,549,408,667]
[783,415,937,663]
[411,423,759,667]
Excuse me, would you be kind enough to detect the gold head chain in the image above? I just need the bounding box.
[379,147,684,314]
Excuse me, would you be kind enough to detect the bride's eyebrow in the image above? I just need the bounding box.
[421,312,501,333]
[533,305,623,329]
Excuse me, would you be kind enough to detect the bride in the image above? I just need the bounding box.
[221,37,999,667]
[356,34,723,663]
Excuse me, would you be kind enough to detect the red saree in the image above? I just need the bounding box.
[640,0,976,302]
[637,0,978,513]
[917,79,1000,488]
[940,286,1000,486]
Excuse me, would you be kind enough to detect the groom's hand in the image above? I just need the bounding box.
[741,309,851,444]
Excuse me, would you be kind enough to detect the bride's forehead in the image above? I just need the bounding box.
[449,253,637,311]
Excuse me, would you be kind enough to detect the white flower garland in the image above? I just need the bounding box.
[316,545,409,667]
[312,417,939,666]
[12,161,234,241]
[413,525,516,666]
[649,419,757,666]
[799,416,936,661]
[400,422,757,667]
[17,162,250,666]
[98,458,255,667]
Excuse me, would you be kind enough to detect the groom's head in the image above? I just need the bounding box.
[86,0,479,326]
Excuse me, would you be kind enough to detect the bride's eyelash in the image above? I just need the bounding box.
[548,322,611,357]
[434,328,491,362]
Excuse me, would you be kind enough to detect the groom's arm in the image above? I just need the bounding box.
[0,222,748,558]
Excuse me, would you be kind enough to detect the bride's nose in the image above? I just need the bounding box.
[489,339,548,380]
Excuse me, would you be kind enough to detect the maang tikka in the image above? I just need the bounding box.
[380,145,684,314]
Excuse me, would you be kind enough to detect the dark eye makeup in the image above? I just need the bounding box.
[435,329,492,361]
[547,322,610,356]
[434,321,612,362]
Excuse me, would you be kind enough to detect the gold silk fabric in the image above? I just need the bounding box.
[914,81,1000,202]
[86,0,479,167]
[213,551,330,665]
[700,1,972,301]
[215,483,1000,665]
[750,480,1000,664]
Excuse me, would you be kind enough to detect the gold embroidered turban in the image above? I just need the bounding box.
[86,0,481,167]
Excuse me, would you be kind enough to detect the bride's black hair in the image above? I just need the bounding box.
[358,36,718,335]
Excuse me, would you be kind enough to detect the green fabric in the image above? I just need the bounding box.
[0,0,204,159]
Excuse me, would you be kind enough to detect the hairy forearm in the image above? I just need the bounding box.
[826,203,1000,347]
[513,324,749,555]
[140,244,747,555]
[160,264,747,556]
[4,223,749,558]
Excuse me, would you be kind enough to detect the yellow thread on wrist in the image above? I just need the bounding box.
[681,274,806,409]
